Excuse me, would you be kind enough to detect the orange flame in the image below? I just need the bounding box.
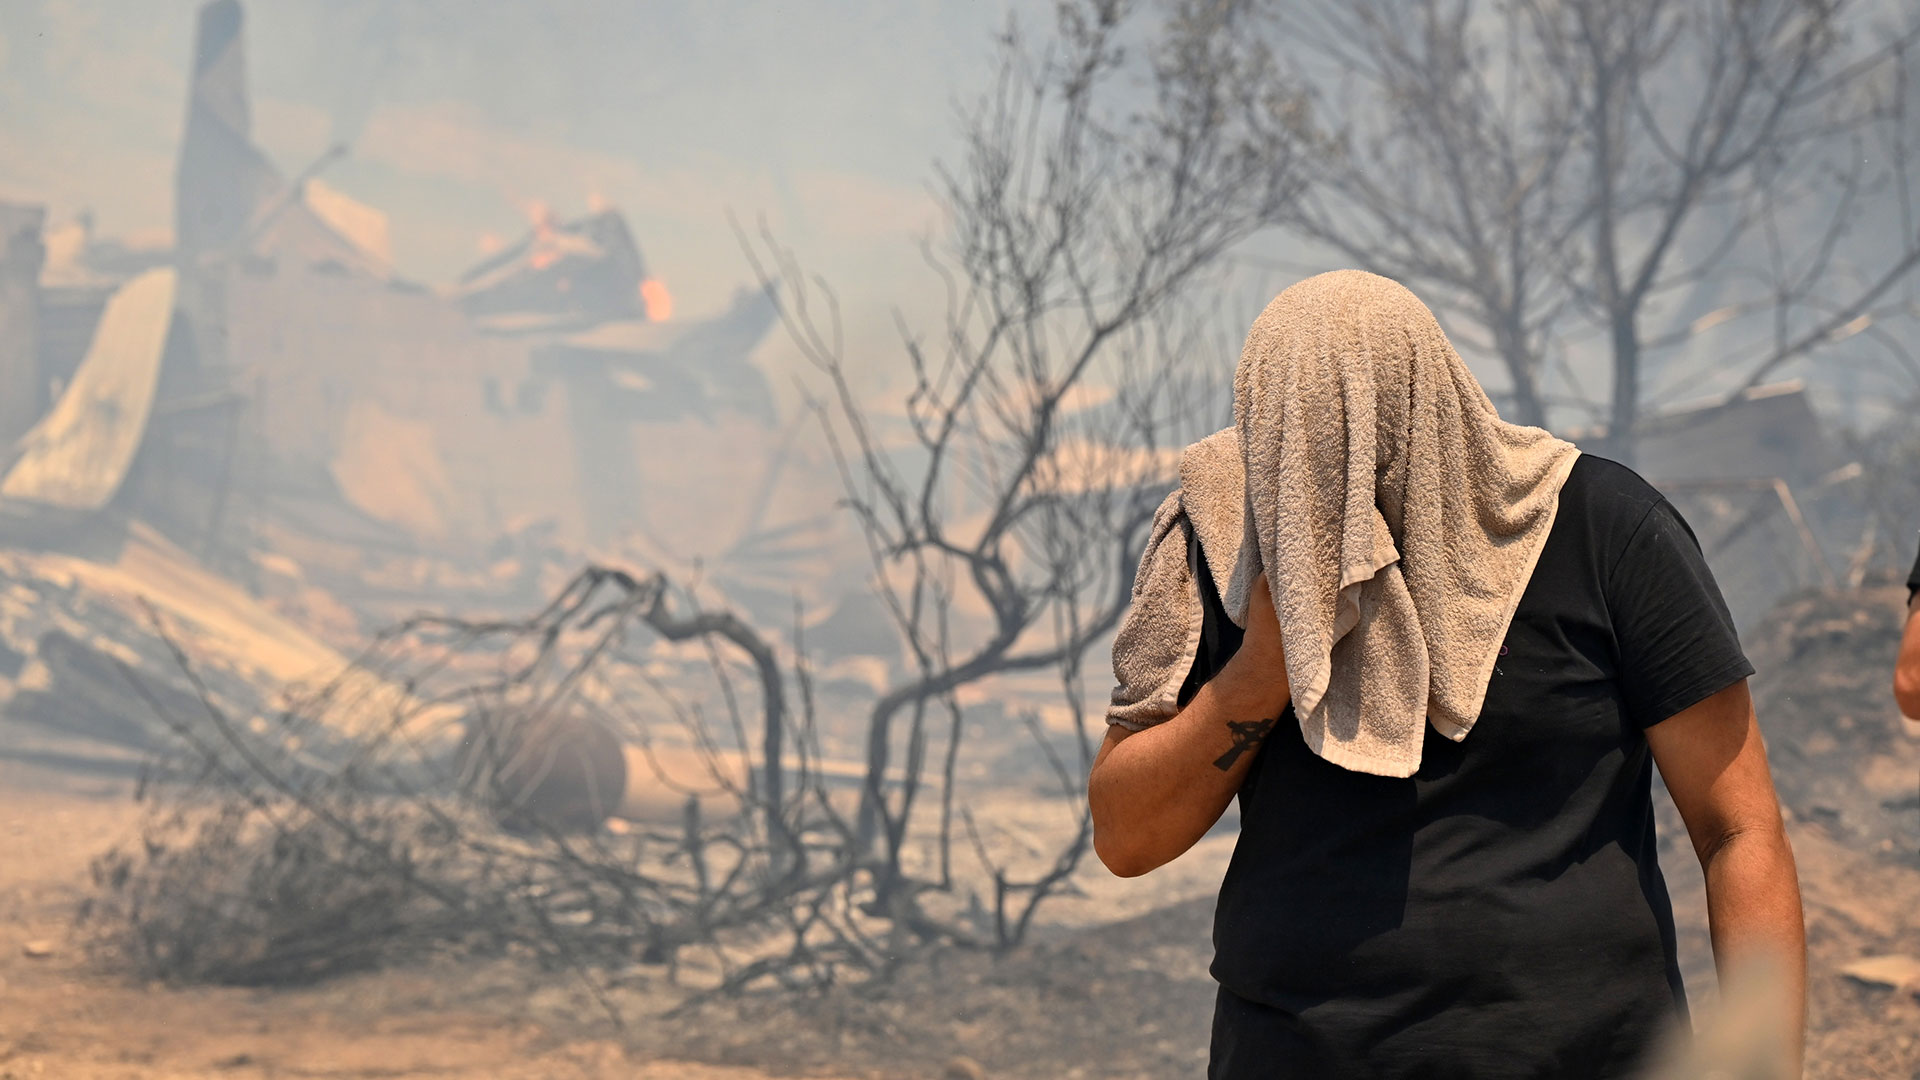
[519,199,561,269]
[522,199,557,255]
[639,279,672,322]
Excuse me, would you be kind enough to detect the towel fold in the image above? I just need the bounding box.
[1107,270,1579,777]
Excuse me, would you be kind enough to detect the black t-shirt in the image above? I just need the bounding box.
[1905,534,1920,600]
[1196,455,1753,1080]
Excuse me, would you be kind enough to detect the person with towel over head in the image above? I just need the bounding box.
[1088,270,1806,1079]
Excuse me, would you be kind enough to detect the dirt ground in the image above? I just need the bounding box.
[0,748,880,1080]
[4,740,1914,1080]
[0,727,1235,1080]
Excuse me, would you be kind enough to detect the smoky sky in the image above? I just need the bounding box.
[5,0,1918,425]
[0,0,1036,345]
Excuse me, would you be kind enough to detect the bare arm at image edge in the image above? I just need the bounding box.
[1088,573,1289,878]
[1893,591,1920,720]
[1896,534,1920,721]
[1648,679,1807,1072]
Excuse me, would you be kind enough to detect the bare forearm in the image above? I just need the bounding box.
[1089,647,1289,877]
[1702,827,1806,1068]
[1894,606,1920,717]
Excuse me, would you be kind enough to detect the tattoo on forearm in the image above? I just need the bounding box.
[1213,715,1280,771]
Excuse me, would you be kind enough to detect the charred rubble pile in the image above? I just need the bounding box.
[0,536,328,760]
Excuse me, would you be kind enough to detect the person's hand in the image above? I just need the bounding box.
[1241,572,1284,669]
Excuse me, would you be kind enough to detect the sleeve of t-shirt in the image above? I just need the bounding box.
[1175,529,1244,709]
[1906,533,1920,601]
[1606,498,1755,728]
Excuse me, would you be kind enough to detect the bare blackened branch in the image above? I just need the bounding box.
[1273,0,1920,460]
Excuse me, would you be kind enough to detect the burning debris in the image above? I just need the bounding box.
[457,205,657,332]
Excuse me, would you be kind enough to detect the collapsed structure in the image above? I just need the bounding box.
[0,0,811,605]
[0,0,851,792]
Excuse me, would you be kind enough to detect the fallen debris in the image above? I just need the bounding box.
[1838,954,1920,993]
[0,522,416,762]
[943,1056,988,1080]
[8,629,208,752]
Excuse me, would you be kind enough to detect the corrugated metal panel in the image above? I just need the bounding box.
[0,268,175,512]
[36,284,117,403]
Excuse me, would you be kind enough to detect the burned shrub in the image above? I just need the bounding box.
[84,803,459,985]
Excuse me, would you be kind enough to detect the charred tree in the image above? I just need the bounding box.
[745,0,1307,915]
[1273,0,1920,462]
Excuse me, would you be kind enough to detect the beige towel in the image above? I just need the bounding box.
[1107,270,1579,777]
[1106,430,1247,733]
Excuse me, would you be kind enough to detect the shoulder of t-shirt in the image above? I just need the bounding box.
[1561,453,1668,528]
[1560,453,1677,579]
